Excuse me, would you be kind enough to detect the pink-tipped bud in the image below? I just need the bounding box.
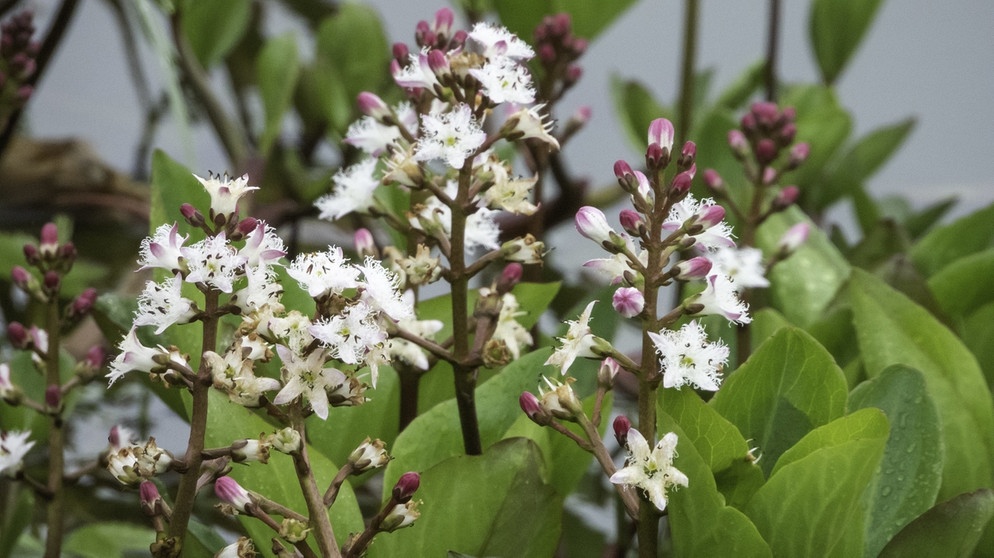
[234,216,258,239]
[69,287,98,319]
[215,476,252,513]
[788,142,810,169]
[675,256,713,280]
[779,122,797,145]
[740,112,757,132]
[180,203,205,228]
[695,204,726,230]
[40,222,58,250]
[613,415,632,447]
[83,345,106,369]
[427,49,449,75]
[564,64,583,84]
[433,7,454,36]
[537,43,556,64]
[22,243,38,264]
[11,265,30,289]
[647,118,675,153]
[782,106,797,121]
[755,138,778,165]
[519,391,545,424]
[497,263,523,295]
[612,287,644,318]
[7,322,27,348]
[392,42,409,65]
[645,142,666,170]
[614,160,635,190]
[45,384,60,408]
[618,209,644,236]
[575,206,615,246]
[773,185,800,211]
[751,101,779,128]
[139,481,162,516]
[678,141,696,170]
[702,169,724,192]
[670,171,693,196]
[357,92,391,121]
[762,166,778,186]
[393,472,421,503]
[42,270,60,293]
[777,222,811,254]
[450,30,467,50]
[354,228,377,258]
[108,425,134,450]
[728,129,749,157]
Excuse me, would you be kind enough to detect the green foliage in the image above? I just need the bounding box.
[179,0,252,67]
[744,409,889,557]
[849,269,994,500]
[910,203,994,277]
[809,0,886,85]
[257,34,301,155]
[493,0,638,41]
[879,490,994,558]
[62,522,159,557]
[711,327,849,475]
[371,438,561,558]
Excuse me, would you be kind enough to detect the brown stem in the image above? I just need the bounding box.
[577,416,639,520]
[290,404,341,557]
[43,289,64,558]
[764,0,782,102]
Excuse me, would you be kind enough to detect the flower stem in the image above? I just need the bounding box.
[43,295,63,558]
[676,0,700,145]
[764,0,782,101]
[290,404,341,558]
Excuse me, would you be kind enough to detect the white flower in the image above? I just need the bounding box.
[663,194,735,251]
[545,301,598,374]
[388,314,444,371]
[409,192,501,254]
[268,310,315,355]
[194,173,258,218]
[315,159,381,221]
[107,438,173,485]
[239,221,285,268]
[231,265,283,313]
[138,223,188,272]
[0,431,34,477]
[502,104,559,150]
[469,56,535,105]
[582,235,647,285]
[205,349,280,407]
[648,320,728,391]
[691,272,751,324]
[711,247,769,289]
[309,303,386,365]
[358,257,414,321]
[484,162,538,214]
[183,233,245,293]
[414,103,486,169]
[134,274,198,334]
[467,22,535,61]
[273,344,345,420]
[610,429,688,512]
[493,293,533,359]
[107,327,187,385]
[393,49,440,90]
[287,247,360,299]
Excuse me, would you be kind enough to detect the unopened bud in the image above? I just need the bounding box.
[645,142,667,170]
[381,501,420,532]
[755,138,778,166]
[271,427,302,454]
[180,203,205,228]
[678,141,696,170]
[519,391,548,425]
[354,228,377,258]
[613,415,631,447]
[618,209,644,236]
[392,42,409,65]
[497,263,523,294]
[728,129,749,158]
[39,222,59,256]
[772,185,799,211]
[575,206,616,246]
[11,266,30,289]
[777,222,811,255]
[612,287,644,318]
[232,438,271,463]
[348,437,390,473]
[597,357,620,389]
[68,288,98,319]
[674,256,713,280]
[215,476,252,513]
[7,322,28,348]
[357,92,391,122]
[280,518,311,543]
[45,384,61,410]
[670,171,693,196]
[22,243,38,264]
[647,118,675,154]
[139,481,162,516]
[787,142,810,170]
[392,471,421,503]
[702,169,724,193]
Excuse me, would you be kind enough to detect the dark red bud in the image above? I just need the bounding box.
[393,472,421,502]
[613,415,631,447]
[755,138,778,165]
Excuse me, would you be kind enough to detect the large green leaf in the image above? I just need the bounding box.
[370,438,561,558]
[493,0,638,42]
[927,248,994,321]
[745,409,889,557]
[610,76,670,154]
[660,415,772,558]
[660,388,751,474]
[63,523,159,557]
[783,85,852,197]
[910,202,994,277]
[879,489,994,558]
[808,0,885,85]
[710,327,848,475]
[755,208,850,327]
[179,0,252,67]
[205,391,364,555]
[849,365,943,558]
[149,150,207,238]
[257,33,301,155]
[962,302,994,390]
[383,349,551,491]
[849,269,994,500]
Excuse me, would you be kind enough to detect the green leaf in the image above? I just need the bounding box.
[927,248,994,320]
[849,365,943,558]
[910,202,994,277]
[659,388,751,474]
[808,0,885,85]
[714,61,766,111]
[879,489,994,558]
[179,0,251,67]
[756,208,850,327]
[659,414,773,558]
[493,0,638,42]
[204,391,364,552]
[744,409,889,557]
[848,269,994,500]
[370,438,561,558]
[710,327,848,475]
[384,349,553,491]
[0,488,33,558]
[149,150,207,238]
[610,76,670,154]
[962,302,994,390]
[903,197,957,240]
[314,5,390,133]
[257,34,300,155]
[781,85,852,211]
[63,522,158,557]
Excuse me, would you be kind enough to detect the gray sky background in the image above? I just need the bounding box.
[26,1,994,225]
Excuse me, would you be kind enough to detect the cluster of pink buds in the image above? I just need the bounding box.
[0,11,37,111]
[719,101,809,188]
[533,14,587,102]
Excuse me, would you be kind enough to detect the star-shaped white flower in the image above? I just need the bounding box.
[273,345,345,420]
[358,257,414,321]
[711,246,769,289]
[0,430,34,477]
[690,272,751,324]
[287,247,360,299]
[315,158,381,221]
[133,274,198,334]
[467,22,535,61]
[309,303,386,365]
[662,194,735,251]
[183,233,245,294]
[414,103,486,169]
[545,301,598,374]
[138,223,188,272]
[610,429,688,512]
[648,320,729,391]
[194,173,258,218]
[469,56,535,105]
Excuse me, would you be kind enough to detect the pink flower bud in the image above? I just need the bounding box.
[575,206,615,246]
[427,49,449,76]
[538,43,556,64]
[597,358,620,387]
[675,256,713,280]
[645,142,666,170]
[565,64,582,84]
[647,118,675,153]
[45,384,61,409]
[778,222,811,254]
[762,166,778,186]
[498,263,523,294]
[612,287,644,318]
[22,243,38,264]
[788,142,810,169]
[678,141,696,169]
[773,185,800,210]
[695,204,726,230]
[40,222,58,250]
[751,101,779,128]
[42,270,60,293]
[614,160,635,191]
[433,7,454,36]
[354,228,377,258]
[618,209,644,236]
[83,345,105,369]
[703,169,724,192]
[69,287,98,319]
[519,391,545,423]
[393,472,421,503]
[728,129,749,157]
[670,171,693,196]
[613,415,631,447]
[392,42,409,65]
[357,92,391,121]
[235,216,258,238]
[11,265,30,289]
[139,481,162,516]
[215,476,252,513]
[779,122,797,145]
[755,138,778,165]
